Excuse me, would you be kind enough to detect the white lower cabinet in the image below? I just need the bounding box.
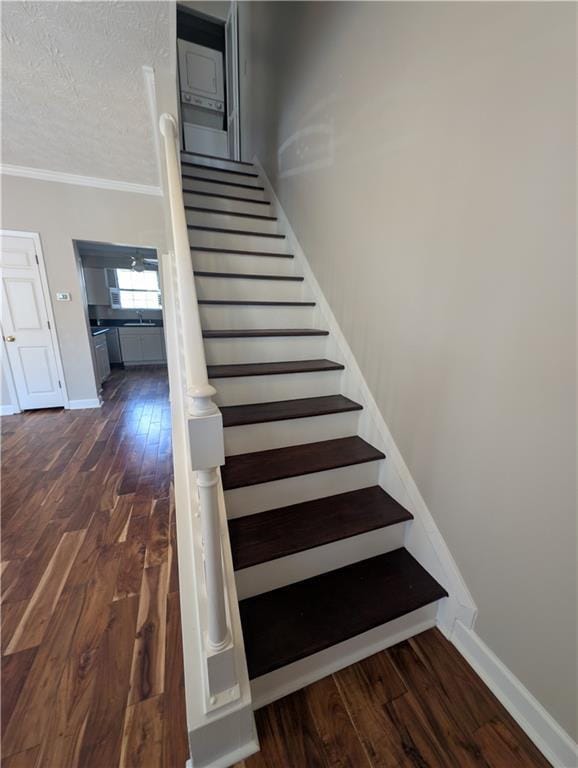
[92,333,111,385]
[118,326,166,365]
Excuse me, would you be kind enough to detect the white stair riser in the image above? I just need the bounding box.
[225,461,381,518]
[184,192,271,217]
[192,252,295,275]
[235,522,407,599]
[195,276,305,302]
[189,230,290,253]
[183,165,262,187]
[186,209,280,235]
[200,304,316,330]
[250,604,439,709]
[182,177,267,201]
[181,153,254,173]
[211,370,344,406]
[204,336,328,365]
[224,410,360,455]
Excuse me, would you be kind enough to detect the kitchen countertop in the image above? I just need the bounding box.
[91,319,164,328]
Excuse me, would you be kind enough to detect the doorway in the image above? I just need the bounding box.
[1,230,68,412]
[75,240,166,397]
[177,1,240,160]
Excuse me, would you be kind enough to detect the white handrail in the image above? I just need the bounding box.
[159,112,230,653]
[159,113,217,418]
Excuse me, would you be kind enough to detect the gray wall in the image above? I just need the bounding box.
[239,1,577,738]
[2,176,166,404]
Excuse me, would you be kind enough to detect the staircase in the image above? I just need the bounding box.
[182,150,448,707]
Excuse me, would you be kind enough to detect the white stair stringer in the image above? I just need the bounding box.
[254,158,478,637]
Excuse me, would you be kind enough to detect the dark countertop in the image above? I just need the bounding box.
[91,319,164,328]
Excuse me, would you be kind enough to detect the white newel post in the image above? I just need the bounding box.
[197,468,230,650]
[160,113,236,701]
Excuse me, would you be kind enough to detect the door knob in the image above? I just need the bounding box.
[4,336,15,342]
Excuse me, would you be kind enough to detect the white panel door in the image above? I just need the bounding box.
[1,234,64,409]
[225,1,240,161]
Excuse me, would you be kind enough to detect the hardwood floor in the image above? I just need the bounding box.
[1,368,550,767]
[1,367,188,767]
[237,629,552,768]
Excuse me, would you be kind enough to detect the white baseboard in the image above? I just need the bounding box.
[185,738,260,768]
[0,163,161,197]
[67,398,102,410]
[448,620,578,768]
[0,404,20,416]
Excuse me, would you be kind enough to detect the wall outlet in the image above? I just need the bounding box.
[56,292,72,301]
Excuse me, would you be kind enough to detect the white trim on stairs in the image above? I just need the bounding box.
[0,164,162,197]
[447,620,578,768]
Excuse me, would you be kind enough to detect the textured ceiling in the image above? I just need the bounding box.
[2,1,172,185]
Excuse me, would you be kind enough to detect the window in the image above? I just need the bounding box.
[116,269,161,310]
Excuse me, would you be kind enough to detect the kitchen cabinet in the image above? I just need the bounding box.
[92,333,111,384]
[84,267,109,305]
[118,326,166,365]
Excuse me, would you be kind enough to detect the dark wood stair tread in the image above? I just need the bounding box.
[222,436,384,490]
[181,161,259,178]
[221,394,362,427]
[199,300,315,306]
[181,174,265,190]
[191,246,292,258]
[239,548,448,678]
[188,225,285,239]
[194,271,302,281]
[184,190,270,205]
[203,328,328,339]
[181,151,255,167]
[207,359,345,378]
[229,486,413,570]
[185,205,277,221]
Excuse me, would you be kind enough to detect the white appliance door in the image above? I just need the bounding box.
[1,234,64,409]
[178,39,224,107]
[225,1,240,160]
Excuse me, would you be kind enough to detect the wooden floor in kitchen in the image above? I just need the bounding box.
[1,367,550,768]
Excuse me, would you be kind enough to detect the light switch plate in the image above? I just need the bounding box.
[56,292,71,301]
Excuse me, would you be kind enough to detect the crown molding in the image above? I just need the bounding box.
[0,163,162,196]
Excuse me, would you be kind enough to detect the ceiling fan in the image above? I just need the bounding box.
[130,254,159,272]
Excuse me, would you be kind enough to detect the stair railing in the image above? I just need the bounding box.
[157,107,256,762]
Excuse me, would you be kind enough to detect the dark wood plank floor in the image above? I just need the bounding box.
[2,368,550,767]
[1,367,189,767]
[237,628,551,768]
